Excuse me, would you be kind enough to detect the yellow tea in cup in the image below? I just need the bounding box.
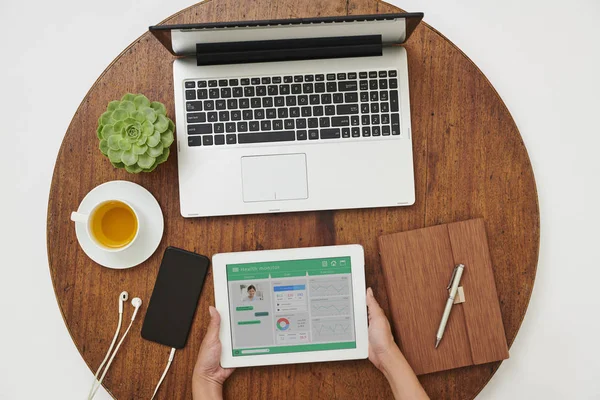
[90,201,138,248]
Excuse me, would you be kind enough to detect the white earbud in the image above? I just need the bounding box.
[119,291,129,313]
[130,297,142,321]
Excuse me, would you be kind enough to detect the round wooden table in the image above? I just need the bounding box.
[47,0,540,398]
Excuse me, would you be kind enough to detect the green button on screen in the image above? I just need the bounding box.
[255,312,269,316]
[238,320,261,325]
[236,306,254,311]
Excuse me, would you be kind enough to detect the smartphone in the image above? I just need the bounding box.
[141,247,210,348]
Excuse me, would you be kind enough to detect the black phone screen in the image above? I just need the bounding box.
[141,247,209,348]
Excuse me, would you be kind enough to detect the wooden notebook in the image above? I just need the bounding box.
[377,219,509,375]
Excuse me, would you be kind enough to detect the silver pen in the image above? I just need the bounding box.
[435,264,465,348]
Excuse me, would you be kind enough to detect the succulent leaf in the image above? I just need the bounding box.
[121,93,136,102]
[125,164,143,173]
[108,135,121,150]
[146,144,164,158]
[121,150,138,166]
[107,148,123,163]
[151,101,167,116]
[147,130,161,147]
[131,110,146,123]
[132,144,148,155]
[99,139,109,154]
[112,109,128,121]
[101,124,115,140]
[156,147,170,164]
[119,100,136,113]
[134,95,151,109]
[118,138,132,151]
[137,153,156,169]
[140,107,157,124]
[160,130,174,148]
[100,111,114,125]
[107,100,120,112]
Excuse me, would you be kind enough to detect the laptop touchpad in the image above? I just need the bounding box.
[241,154,308,202]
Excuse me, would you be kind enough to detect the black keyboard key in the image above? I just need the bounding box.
[238,131,295,144]
[319,117,330,127]
[286,96,296,106]
[278,108,288,118]
[188,124,212,135]
[262,97,273,107]
[303,83,313,93]
[382,126,390,136]
[371,114,380,124]
[251,78,260,85]
[336,104,359,114]
[389,79,398,89]
[215,134,225,145]
[321,128,340,139]
[284,76,293,83]
[315,74,325,81]
[238,122,248,132]
[381,102,390,113]
[321,94,332,104]
[231,110,241,120]
[308,118,318,128]
[251,98,261,108]
[369,80,378,90]
[309,129,319,140]
[348,72,357,79]
[389,70,397,77]
[315,83,325,93]
[273,120,283,130]
[352,127,360,137]
[362,127,371,137]
[301,107,312,117]
[188,136,202,146]
[391,114,400,135]
[325,105,335,115]
[344,92,358,102]
[332,116,349,126]
[381,114,390,125]
[370,92,379,102]
[208,112,218,122]
[262,77,271,84]
[292,84,302,94]
[256,86,267,96]
[372,126,381,136]
[203,135,214,145]
[326,74,336,81]
[239,98,250,109]
[185,81,195,88]
[390,90,399,112]
[294,75,303,82]
[214,123,224,133]
[243,110,253,120]
[337,73,346,80]
[219,111,230,121]
[360,92,369,102]
[371,103,379,113]
[185,90,196,100]
[313,106,324,116]
[333,93,343,103]
[275,96,285,107]
[285,119,295,129]
[186,101,203,112]
[268,85,278,95]
[266,108,276,119]
[297,118,307,128]
[361,115,370,125]
[209,88,219,98]
[261,120,272,130]
[227,99,238,109]
[219,79,228,86]
[208,80,218,87]
[198,81,207,88]
[304,75,314,82]
[369,71,377,78]
[298,95,308,106]
[379,71,387,78]
[360,80,368,90]
[380,91,389,101]
[233,87,243,97]
[351,116,360,126]
[290,107,300,118]
[359,72,368,79]
[254,109,265,119]
[249,121,260,131]
[310,94,320,105]
[297,130,307,140]
[342,127,350,138]
[327,82,337,92]
[244,87,255,97]
[229,79,239,86]
[216,100,226,110]
[280,85,290,95]
[361,104,369,113]
[379,79,388,89]
[338,81,358,91]
[272,77,282,84]
[226,134,237,144]
[187,112,206,123]
[241,78,250,85]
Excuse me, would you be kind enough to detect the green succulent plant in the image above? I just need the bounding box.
[97,93,174,173]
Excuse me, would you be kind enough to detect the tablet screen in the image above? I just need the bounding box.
[226,256,356,357]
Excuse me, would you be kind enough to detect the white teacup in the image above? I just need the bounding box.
[71,199,140,253]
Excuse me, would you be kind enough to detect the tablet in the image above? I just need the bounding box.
[213,245,368,368]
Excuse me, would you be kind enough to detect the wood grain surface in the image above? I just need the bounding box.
[378,219,509,376]
[46,0,540,399]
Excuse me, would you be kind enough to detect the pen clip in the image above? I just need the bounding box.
[446,265,459,290]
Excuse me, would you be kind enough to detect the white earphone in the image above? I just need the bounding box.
[88,292,143,400]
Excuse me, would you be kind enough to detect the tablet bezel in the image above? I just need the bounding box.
[212,244,368,368]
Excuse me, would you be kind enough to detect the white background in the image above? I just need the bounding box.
[1,0,599,398]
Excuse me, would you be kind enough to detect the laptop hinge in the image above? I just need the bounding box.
[196,35,382,66]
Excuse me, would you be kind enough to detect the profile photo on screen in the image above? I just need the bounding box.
[240,283,263,302]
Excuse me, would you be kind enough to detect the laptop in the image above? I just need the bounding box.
[149,13,423,217]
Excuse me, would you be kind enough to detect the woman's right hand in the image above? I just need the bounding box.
[366,287,401,372]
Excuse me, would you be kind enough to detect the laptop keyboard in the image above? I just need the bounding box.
[184,70,400,147]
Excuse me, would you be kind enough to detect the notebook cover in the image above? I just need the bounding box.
[377,218,509,375]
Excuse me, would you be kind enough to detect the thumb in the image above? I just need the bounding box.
[366,287,385,320]
[205,306,221,342]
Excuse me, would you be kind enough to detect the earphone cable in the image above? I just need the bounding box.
[150,348,177,400]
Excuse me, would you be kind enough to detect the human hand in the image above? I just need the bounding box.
[366,287,401,372]
[192,306,235,400]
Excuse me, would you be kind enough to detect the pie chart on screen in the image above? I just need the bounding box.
[276,317,290,331]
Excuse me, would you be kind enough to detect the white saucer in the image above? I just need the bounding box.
[74,180,164,269]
